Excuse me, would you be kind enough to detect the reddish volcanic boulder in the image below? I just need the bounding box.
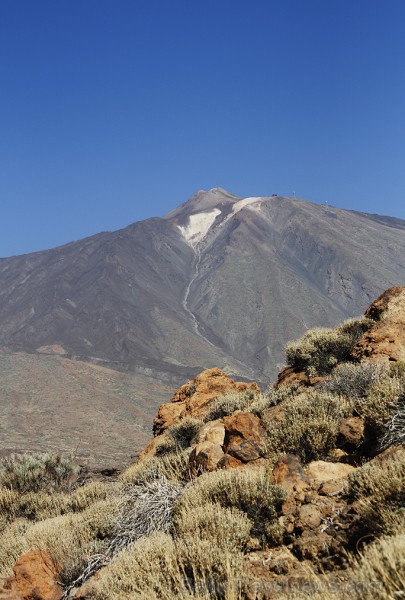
[1,551,62,600]
[222,412,266,462]
[153,368,260,435]
[351,286,405,364]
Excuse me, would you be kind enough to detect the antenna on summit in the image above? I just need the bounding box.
[292,191,296,199]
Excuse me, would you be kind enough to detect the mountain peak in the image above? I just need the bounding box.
[164,188,240,221]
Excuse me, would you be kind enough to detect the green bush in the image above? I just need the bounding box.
[285,317,371,376]
[0,453,78,493]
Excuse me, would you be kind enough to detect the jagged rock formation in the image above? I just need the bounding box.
[351,286,405,364]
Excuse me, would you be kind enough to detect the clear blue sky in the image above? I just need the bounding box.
[1,0,404,257]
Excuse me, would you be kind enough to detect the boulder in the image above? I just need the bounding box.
[223,412,265,462]
[295,504,323,531]
[188,442,225,474]
[351,286,405,364]
[1,551,62,600]
[338,417,364,450]
[305,461,356,489]
[195,419,225,446]
[153,368,259,435]
[272,454,308,494]
[276,366,328,388]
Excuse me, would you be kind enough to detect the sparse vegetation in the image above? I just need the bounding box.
[348,452,405,536]
[0,452,78,493]
[172,502,251,552]
[203,389,261,421]
[285,317,371,376]
[1,302,404,599]
[120,449,192,485]
[156,418,203,456]
[355,365,405,448]
[324,361,387,399]
[263,390,350,463]
[176,467,286,544]
[250,382,302,418]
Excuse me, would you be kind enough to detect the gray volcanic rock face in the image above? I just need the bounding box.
[1,189,405,387]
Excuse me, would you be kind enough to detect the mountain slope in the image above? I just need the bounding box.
[1,188,405,387]
[0,349,173,467]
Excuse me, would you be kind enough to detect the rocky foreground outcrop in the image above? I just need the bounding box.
[1,286,404,599]
[153,367,260,434]
[351,285,405,364]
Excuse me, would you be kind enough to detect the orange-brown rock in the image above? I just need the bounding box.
[1,551,62,600]
[217,454,244,469]
[153,368,260,435]
[273,454,309,494]
[305,460,356,490]
[275,366,328,388]
[223,412,265,462]
[195,419,225,446]
[188,441,225,474]
[295,504,323,531]
[351,286,405,364]
[338,416,364,450]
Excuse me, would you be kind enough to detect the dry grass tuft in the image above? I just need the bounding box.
[120,449,192,486]
[155,418,203,456]
[77,532,244,600]
[203,390,262,422]
[176,467,286,545]
[172,501,251,552]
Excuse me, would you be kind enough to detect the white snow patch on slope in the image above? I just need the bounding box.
[232,197,265,213]
[178,209,221,247]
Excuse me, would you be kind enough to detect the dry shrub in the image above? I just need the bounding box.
[79,532,243,600]
[379,396,405,449]
[264,391,349,463]
[357,369,405,447]
[0,452,78,493]
[0,518,30,577]
[0,498,116,579]
[0,481,109,528]
[348,453,405,536]
[176,467,286,544]
[203,390,262,422]
[63,477,184,595]
[250,383,302,419]
[285,317,371,376]
[172,501,251,552]
[155,418,203,456]
[120,449,191,485]
[348,533,405,599]
[325,361,387,399]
